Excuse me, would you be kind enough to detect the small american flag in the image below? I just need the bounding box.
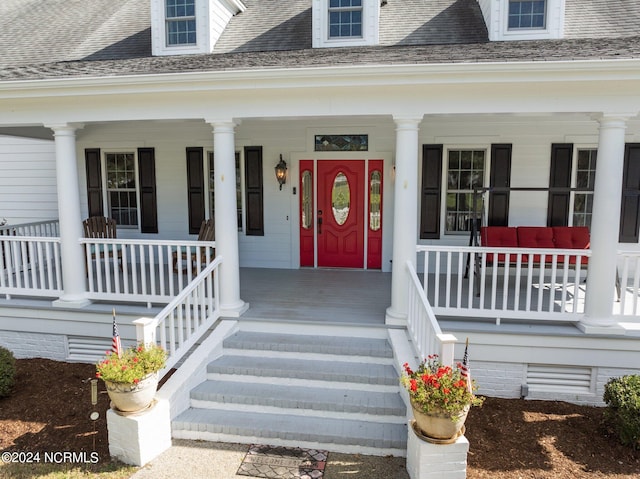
[460,337,472,394]
[112,309,122,358]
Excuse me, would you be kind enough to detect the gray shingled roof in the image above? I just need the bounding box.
[0,0,639,82]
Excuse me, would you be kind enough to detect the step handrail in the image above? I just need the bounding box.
[134,255,222,373]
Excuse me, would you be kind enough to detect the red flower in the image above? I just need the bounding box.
[95,372,101,378]
[403,362,413,375]
[121,366,127,371]
[133,378,140,384]
[410,379,417,392]
[133,357,139,363]
[443,388,451,395]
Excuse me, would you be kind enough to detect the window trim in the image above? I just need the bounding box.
[312,0,379,48]
[569,147,597,228]
[102,150,141,230]
[165,0,197,47]
[507,0,547,31]
[444,148,489,235]
[328,0,363,40]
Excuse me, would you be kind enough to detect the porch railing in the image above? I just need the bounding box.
[81,238,216,306]
[406,260,457,366]
[616,251,640,317]
[0,235,62,299]
[0,219,60,237]
[134,256,222,373]
[417,245,591,321]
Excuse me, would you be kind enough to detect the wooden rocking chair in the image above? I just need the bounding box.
[172,218,215,275]
[82,216,122,271]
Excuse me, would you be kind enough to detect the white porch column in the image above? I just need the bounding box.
[582,114,633,332]
[48,124,90,307]
[386,116,422,325]
[208,120,248,317]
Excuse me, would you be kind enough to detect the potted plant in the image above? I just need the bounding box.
[401,354,484,443]
[96,343,167,413]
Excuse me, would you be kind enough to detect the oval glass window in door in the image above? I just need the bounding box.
[332,172,350,225]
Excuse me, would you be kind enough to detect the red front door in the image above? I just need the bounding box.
[317,160,365,268]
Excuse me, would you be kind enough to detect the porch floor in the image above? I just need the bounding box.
[239,268,391,325]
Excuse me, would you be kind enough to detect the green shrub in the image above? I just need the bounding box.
[0,346,16,397]
[603,375,640,449]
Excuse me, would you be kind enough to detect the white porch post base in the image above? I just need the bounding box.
[220,301,250,318]
[406,429,469,479]
[385,306,408,326]
[106,398,172,466]
[576,321,626,336]
[51,297,91,309]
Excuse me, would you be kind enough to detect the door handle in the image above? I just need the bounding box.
[318,217,322,234]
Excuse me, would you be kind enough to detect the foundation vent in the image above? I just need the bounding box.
[67,337,112,363]
[526,365,593,394]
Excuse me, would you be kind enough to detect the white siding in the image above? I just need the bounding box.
[0,135,57,224]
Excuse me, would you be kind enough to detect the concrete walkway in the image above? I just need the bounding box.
[130,439,409,479]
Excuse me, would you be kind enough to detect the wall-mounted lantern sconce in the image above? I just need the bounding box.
[275,154,287,190]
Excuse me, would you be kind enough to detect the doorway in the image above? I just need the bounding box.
[299,159,383,269]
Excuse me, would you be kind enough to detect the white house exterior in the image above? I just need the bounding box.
[1,0,640,464]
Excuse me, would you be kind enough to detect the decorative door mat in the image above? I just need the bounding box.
[237,444,328,479]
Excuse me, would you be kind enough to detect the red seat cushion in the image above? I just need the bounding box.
[516,227,555,264]
[480,227,518,264]
[552,226,590,265]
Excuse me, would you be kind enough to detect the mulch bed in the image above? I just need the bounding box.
[1,359,639,478]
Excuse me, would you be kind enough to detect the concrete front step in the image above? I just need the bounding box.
[172,407,407,456]
[172,328,408,456]
[190,379,406,419]
[207,355,399,386]
[223,331,394,358]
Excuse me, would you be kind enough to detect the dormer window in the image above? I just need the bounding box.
[478,0,564,41]
[508,0,546,30]
[329,0,363,39]
[166,0,196,46]
[312,0,378,48]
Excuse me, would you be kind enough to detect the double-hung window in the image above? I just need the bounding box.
[572,149,597,228]
[166,0,196,46]
[105,152,138,227]
[508,0,546,29]
[446,150,486,233]
[329,0,363,39]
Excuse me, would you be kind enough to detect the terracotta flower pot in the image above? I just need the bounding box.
[104,372,158,413]
[411,399,469,443]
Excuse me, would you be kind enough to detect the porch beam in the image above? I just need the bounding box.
[47,123,90,308]
[206,119,248,317]
[386,116,423,325]
[582,113,637,332]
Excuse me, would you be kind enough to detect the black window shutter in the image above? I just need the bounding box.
[137,148,158,234]
[244,146,264,236]
[186,147,205,235]
[488,144,512,226]
[85,148,103,217]
[420,145,443,239]
[619,143,640,243]
[547,143,573,227]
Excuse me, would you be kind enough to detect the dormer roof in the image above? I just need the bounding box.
[0,0,639,79]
